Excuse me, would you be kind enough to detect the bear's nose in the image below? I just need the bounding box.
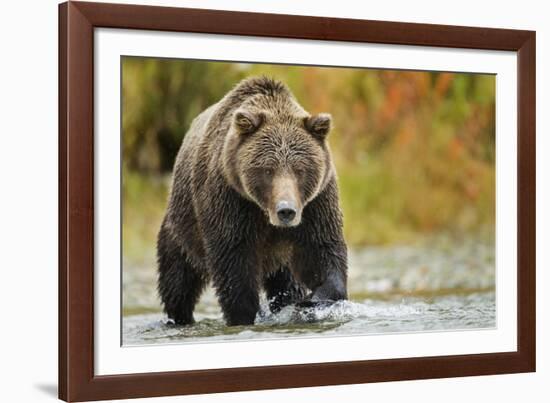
[276,201,297,224]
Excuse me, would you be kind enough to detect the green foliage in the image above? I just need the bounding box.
[123,57,247,172]
[122,58,495,249]
[122,169,169,263]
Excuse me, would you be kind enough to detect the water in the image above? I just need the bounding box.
[123,236,495,346]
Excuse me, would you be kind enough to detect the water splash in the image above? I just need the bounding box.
[123,291,495,346]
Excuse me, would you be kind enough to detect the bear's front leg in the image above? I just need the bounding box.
[293,178,349,305]
[294,241,348,306]
[208,241,260,326]
[263,266,307,313]
[309,266,347,302]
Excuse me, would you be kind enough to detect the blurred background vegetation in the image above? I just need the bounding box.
[122,56,495,264]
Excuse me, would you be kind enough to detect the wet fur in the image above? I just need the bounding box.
[157,77,348,326]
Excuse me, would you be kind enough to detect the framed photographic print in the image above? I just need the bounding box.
[59,1,536,401]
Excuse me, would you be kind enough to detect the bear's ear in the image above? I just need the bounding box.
[304,113,332,140]
[233,109,264,135]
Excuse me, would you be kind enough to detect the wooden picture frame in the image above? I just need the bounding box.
[59,1,536,401]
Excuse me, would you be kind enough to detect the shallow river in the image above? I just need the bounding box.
[123,237,495,346]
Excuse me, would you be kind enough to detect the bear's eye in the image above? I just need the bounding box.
[294,168,304,176]
[264,169,273,177]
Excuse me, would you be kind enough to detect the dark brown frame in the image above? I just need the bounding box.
[59,1,536,401]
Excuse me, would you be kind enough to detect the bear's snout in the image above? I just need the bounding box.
[276,200,297,225]
[269,198,301,227]
[268,175,302,227]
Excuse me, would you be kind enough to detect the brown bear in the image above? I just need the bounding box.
[157,76,348,326]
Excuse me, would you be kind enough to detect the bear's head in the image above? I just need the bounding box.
[223,82,333,228]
